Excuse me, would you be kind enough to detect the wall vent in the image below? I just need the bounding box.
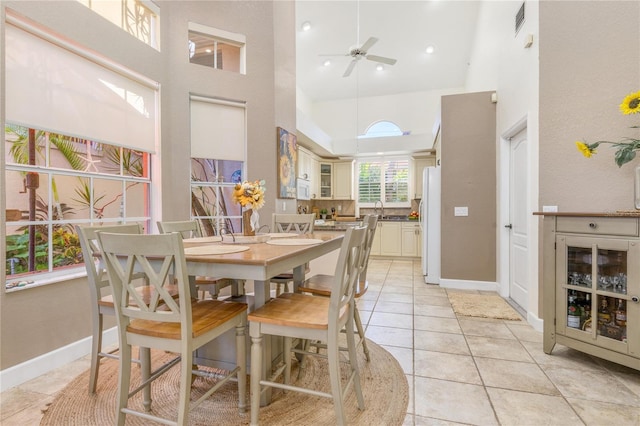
[515,2,525,34]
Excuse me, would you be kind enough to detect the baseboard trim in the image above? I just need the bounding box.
[527,311,544,333]
[439,278,499,292]
[0,327,117,392]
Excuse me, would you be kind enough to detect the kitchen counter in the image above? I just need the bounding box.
[314,216,420,231]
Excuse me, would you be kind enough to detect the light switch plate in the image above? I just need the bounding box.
[454,207,468,217]
[542,205,558,212]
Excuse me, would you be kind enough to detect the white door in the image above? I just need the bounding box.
[508,128,529,311]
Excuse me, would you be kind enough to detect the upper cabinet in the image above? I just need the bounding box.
[412,157,436,199]
[317,160,353,200]
[298,146,320,199]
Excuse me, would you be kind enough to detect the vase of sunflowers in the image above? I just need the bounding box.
[575,90,640,208]
[232,180,266,236]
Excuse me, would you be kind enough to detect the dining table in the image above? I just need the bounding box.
[182,231,345,404]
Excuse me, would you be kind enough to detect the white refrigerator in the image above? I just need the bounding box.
[419,166,441,284]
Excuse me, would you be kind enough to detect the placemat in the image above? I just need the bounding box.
[266,238,323,246]
[184,245,250,255]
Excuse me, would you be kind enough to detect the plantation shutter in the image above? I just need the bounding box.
[384,159,410,202]
[358,161,382,202]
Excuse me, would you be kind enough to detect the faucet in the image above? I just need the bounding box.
[374,200,384,219]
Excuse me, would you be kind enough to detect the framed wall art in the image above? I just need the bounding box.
[277,126,297,199]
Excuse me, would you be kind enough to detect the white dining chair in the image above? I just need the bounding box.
[98,231,248,426]
[248,225,367,425]
[157,220,243,299]
[269,213,316,296]
[298,214,378,361]
[77,223,180,396]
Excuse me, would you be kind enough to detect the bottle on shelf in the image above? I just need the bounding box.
[581,293,591,328]
[597,297,611,327]
[614,299,627,327]
[567,292,582,329]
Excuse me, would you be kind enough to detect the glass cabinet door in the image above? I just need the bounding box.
[557,236,638,355]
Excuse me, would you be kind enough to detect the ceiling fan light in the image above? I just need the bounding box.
[425,45,435,54]
[376,64,384,71]
[301,21,312,31]
[323,59,331,67]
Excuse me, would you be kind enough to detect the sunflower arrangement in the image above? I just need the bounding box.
[575,90,640,167]
[232,179,266,210]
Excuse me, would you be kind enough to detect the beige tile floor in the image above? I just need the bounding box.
[3,259,640,425]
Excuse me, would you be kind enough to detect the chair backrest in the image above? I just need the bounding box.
[272,213,315,234]
[328,225,368,333]
[76,224,142,300]
[98,232,192,334]
[157,220,198,238]
[359,214,379,285]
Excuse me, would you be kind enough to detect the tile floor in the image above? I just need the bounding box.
[2,259,640,425]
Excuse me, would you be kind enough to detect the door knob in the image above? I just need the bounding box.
[632,296,639,303]
[505,224,513,229]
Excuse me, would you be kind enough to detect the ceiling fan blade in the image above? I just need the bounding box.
[343,59,358,77]
[319,53,350,57]
[366,55,397,65]
[360,36,379,52]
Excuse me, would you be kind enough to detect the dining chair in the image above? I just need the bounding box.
[248,225,367,425]
[269,213,316,296]
[157,220,243,299]
[297,214,378,361]
[98,231,248,426]
[77,223,180,396]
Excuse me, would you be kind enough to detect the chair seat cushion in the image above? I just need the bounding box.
[98,284,180,308]
[248,293,347,330]
[126,300,247,339]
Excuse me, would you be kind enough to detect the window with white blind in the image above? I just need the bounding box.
[357,157,410,206]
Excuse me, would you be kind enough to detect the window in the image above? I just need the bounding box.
[358,120,408,139]
[190,96,247,234]
[4,15,158,289]
[77,0,160,49]
[188,22,246,74]
[357,157,410,206]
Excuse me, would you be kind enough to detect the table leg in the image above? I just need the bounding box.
[252,279,272,405]
[292,264,305,293]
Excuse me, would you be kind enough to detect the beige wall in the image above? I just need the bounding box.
[539,1,640,212]
[441,91,496,283]
[0,1,295,370]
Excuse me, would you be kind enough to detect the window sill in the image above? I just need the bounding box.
[5,267,87,293]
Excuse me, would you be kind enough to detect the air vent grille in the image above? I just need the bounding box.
[515,2,525,34]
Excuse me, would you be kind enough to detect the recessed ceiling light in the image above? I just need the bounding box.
[323,59,331,67]
[425,45,435,54]
[376,64,384,71]
[301,21,312,31]
[205,48,212,53]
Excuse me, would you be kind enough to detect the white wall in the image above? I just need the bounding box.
[464,0,541,325]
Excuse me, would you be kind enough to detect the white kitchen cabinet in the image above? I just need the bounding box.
[298,147,313,179]
[378,222,402,257]
[333,160,353,200]
[401,222,421,257]
[413,157,435,199]
[319,162,332,199]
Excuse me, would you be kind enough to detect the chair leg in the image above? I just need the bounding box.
[353,307,370,362]
[283,337,292,389]
[346,314,365,410]
[250,333,263,426]
[89,312,103,394]
[177,348,192,425]
[140,347,152,411]
[236,321,247,414]
[327,337,347,426]
[116,343,132,426]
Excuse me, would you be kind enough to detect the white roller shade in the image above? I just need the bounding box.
[5,23,158,153]
[190,96,246,161]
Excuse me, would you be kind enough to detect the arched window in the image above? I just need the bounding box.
[359,120,405,139]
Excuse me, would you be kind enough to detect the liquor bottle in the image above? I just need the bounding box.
[581,293,592,327]
[615,299,627,327]
[598,297,611,327]
[567,293,581,329]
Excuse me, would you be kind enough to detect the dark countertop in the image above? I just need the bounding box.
[314,217,420,231]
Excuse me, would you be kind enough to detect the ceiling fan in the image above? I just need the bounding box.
[321,36,397,78]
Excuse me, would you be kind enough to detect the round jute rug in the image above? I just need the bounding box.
[40,340,408,425]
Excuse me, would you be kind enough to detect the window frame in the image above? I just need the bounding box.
[356,155,411,208]
[188,22,246,74]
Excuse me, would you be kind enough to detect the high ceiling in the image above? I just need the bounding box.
[295,1,481,103]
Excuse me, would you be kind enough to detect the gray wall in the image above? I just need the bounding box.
[441,92,497,283]
[0,1,295,370]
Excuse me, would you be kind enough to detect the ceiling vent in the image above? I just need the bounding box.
[515,2,525,34]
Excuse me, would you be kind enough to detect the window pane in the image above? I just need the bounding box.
[5,125,48,167]
[358,162,382,202]
[52,174,91,221]
[5,223,51,275]
[125,181,149,217]
[188,30,243,73]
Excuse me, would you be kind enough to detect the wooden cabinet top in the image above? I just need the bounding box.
[534,212,640,218]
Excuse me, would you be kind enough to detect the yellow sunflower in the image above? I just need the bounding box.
[279,155,292,186]
[620,90,640,115]
[575,141,596,158]
[233,180,265,210]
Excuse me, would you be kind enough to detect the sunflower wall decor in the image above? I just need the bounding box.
[277,126,297,199]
